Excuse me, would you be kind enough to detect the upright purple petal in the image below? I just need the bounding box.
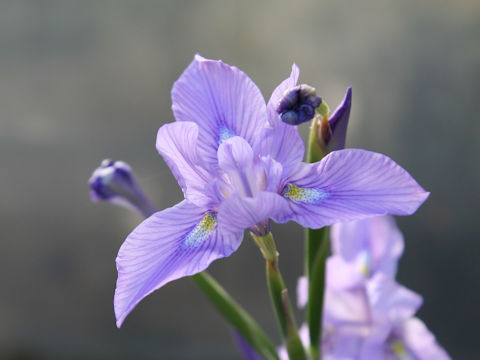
[278,149,430,229]
[331,216,404,278]
[156,122,214,208]
[326,255,365,290]
[114,201,242,327]
[171,55,267,169]
[262,64,305,172]
[217,136,262,198]
[267,64,300,123]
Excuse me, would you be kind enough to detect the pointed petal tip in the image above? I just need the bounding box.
[115,314,124,329]
[291,63,300,77]
[345,86,352,101]
[193,53,205,61]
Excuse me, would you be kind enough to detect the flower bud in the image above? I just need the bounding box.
[277,84,322,125]
[323,87,352,152]
[89,159,156,217]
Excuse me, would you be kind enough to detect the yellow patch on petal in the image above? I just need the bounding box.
[391,340,410,359]
[282,183,329,204]
[183,213,217,248]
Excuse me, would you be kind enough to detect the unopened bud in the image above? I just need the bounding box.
[277,84,322,125]
[89,159,156,217]
[324,87,352,151]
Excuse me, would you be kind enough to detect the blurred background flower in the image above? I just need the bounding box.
[0,1,478,359]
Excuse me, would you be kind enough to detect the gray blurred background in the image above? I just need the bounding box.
[1,0,478,359]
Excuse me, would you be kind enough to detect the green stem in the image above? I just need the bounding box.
[305,229,330,360]
[252,232,307,360]
[192,271,279,360]
[305,116,330,360]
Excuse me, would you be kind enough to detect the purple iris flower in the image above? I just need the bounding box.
[295,216,450,359]
[323,271,424,360]
[114,55,429,327]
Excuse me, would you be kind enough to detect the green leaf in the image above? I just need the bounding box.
[192,271,279,360]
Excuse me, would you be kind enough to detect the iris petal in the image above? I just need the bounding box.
[263,64,305,172]
[277,149,430,229]
[114,200,242,327]
[156,121,214,208]
[171,55,267,169]
[331,216,404,279]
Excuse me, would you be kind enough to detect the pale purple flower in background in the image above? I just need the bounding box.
[293,216,450,360]
[114,55,429,327]
[89,159,156,218]
[322,266,423,359]
[330,216,404,280]
[360,317,451,360]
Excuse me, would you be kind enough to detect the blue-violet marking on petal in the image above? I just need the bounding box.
[183,212,217,248]
[282,183,329,204]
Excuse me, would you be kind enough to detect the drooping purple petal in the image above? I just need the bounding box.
[114,200,242,327]
[218,192,291,236]
[278,149,430,229]
[331,216,404,279]
[326,87,352,151]
[366,273,423,325]
[262,64,305,172]
[399,317,451,360]
[360,317,451,360]
[171,55,267,169]
[156,122,214,208]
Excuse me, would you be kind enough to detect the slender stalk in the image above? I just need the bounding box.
[192,272,279,360]
[305,116,330,360]
[252,232,307,360]
[305,229,329,360]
